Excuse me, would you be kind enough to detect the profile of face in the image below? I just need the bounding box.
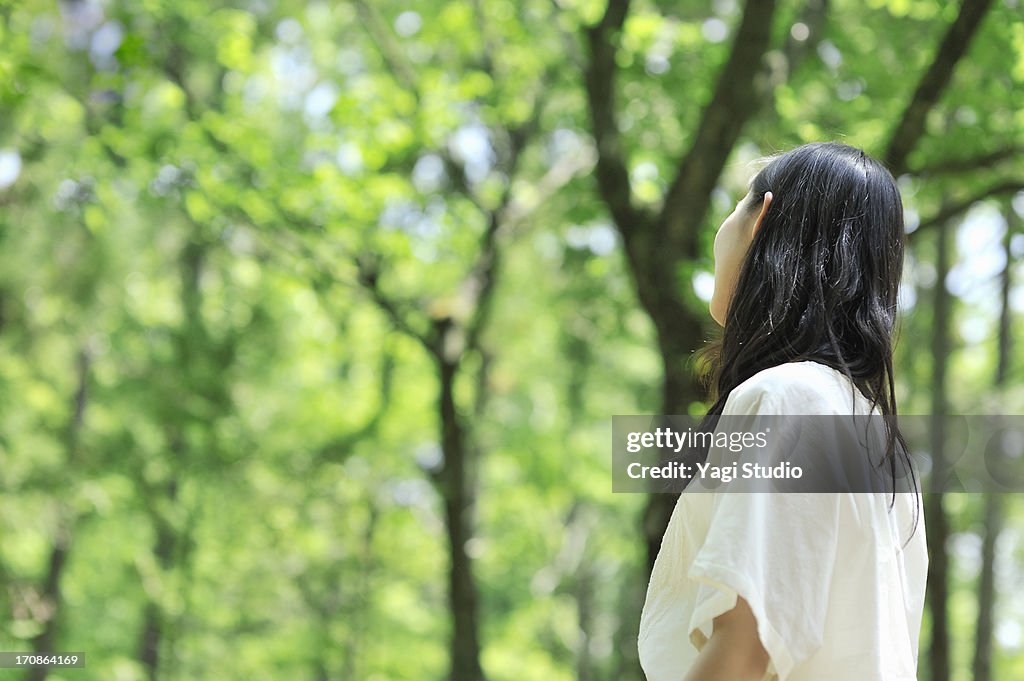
[710,188,773,326]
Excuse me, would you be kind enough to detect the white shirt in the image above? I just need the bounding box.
[637,361,928,681]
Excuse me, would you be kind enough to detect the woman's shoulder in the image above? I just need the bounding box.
[723,360,862,416]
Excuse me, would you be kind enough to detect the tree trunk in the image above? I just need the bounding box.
[437,356,485,681]
[972,201,1016,681]
[340,501,378,680]
[972,493,1001,681]
[573,538,596,681]
[27,347,89,681]
[641,312,706,569]
[925,216,953,681]
[26,525,70,681]
[137,479,179,681]
[137,236,209,681]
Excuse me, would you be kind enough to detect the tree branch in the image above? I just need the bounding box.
[501,144,597,230]
[352,0,422,100]
[356,255,440,351]
[660,0,778,257]
[582,0,653,237]
[222,196,440,352]
[882,0,995,175]
[317,345,396,463]
[910,145,1024,177]
[471,0,499,77]
[910,179,1024,241]
[462,74,552,353]
[438,151,489,213]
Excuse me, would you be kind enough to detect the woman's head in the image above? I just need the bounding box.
[712,142,905,334]
[699,141,915,529]
[709,141,905,387]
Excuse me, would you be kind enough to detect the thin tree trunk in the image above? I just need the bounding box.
[574,566,595,681]
[437,355,485,681]
[972,201,1016,681]
[642,316,706,568]
[340,502,379,681]
[995,204,1015,389]
[972,493,1001,681]
[137,478,179,681]
[26,525,70,681]
[27,347,89,681]
[925,216,953,681]
[137,237,208,681]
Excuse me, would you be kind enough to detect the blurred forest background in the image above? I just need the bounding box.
[1,0,1023,680]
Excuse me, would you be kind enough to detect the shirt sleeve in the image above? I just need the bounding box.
[685,382,842,681]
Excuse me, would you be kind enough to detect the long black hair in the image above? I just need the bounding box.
[696,141,919,538]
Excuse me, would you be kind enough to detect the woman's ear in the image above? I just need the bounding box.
[752,191,773,237]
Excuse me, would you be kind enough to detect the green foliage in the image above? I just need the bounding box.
[0,1,1022,680]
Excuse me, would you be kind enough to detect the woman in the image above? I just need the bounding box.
[637,142,928,681]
